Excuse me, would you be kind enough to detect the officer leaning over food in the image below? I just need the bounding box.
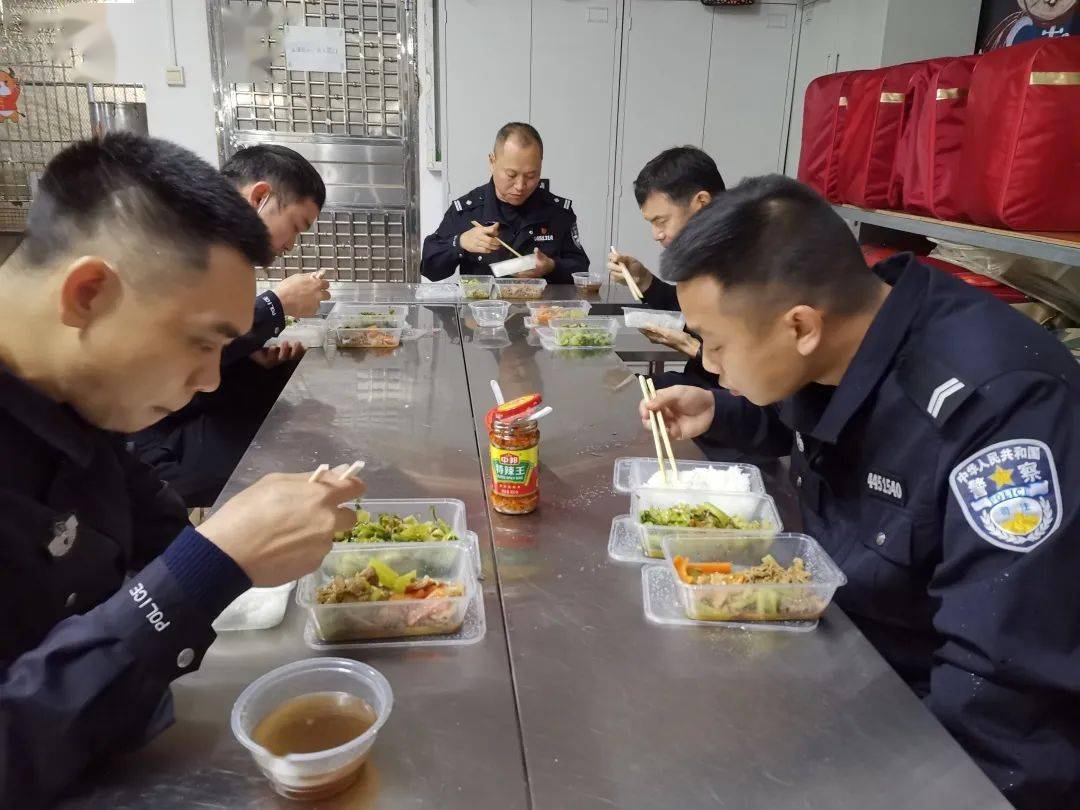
[641,174,1080,809]
[0,134,365,807]
[420,121,589,283]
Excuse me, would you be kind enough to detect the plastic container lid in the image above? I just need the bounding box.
[231,657,393,800]
[213,582,296,632]
[622,307,685,332]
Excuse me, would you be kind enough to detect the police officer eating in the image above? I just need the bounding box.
[640,174,1080,808]
[421,122,589,283]
[0,134,364,805]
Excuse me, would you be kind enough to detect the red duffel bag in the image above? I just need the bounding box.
[889,57,956,211]
[797,71,857,201]
[837,62,922,208]
[960,37,1080,231]
[902,54,980,220]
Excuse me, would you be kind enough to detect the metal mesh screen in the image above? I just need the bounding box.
[261,208,406,281]
[227,0,402,138]
[0,8,144,232]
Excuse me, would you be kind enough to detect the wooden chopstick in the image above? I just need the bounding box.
[308,463,330,483]
[471,220,523,258]
[609,245,643,301]
[637,375,668,486]
[645,377,679,483]
[339,460,365,480]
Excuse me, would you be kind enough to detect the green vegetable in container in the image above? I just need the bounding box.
[555,322,614,347]
[639,502,766,530]
[334,507,459,543]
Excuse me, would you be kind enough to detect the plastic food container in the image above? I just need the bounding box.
[331,304,407,329]
[469,300,510,328]
[213,582,296,631]
[459,275,494,300]
[336,325,404,349]
[661,533,846,623]
[525,300,592,326]
[613,457,765,494]
[573,272,602,293]
[550,316,618,348]
[491,254,538,278]
[494,277,547,299]
[415,281,461,301]
[335,498,468,545]
[297,543,473,642]
[272,319,327,349]
[622,307,685,332]
[632,488,783,558]
[231,657,393,800]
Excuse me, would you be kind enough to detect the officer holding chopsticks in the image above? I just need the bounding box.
[420,122,589,283]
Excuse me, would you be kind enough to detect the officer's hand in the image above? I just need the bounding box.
[251,340,306,369]
[200,468,365,587]
[460,222,502,254]
[513,248,555,279]
[273,273,331,318]
[640,385,715,441]
[607,250,653,293]
[639,326,699,359]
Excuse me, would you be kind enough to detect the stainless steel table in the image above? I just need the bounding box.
[65,284,1008,809]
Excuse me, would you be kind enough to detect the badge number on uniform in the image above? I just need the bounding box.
[949,439,1062,552]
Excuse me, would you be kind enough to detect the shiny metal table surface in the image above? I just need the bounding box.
[460,311,1009,810]
[65,291,1007,809]
[64,305,529,810]
[254,279,636,306]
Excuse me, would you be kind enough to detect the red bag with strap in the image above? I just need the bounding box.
[888,57,955,211]
[902,54,980,220]
[959,37,1080,231]
[837,63,922,208]
[797,71,857,201]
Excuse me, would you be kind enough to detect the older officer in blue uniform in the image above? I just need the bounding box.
[643,175,1080,810]
[0,134,364,807]
[421,122,589,283]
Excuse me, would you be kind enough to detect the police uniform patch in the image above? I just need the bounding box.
[571,222,581,249]
[949,439,1062,553]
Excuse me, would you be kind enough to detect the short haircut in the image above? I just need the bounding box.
[634,146,726,206]
[13,133,273,277]
[493,122,544,158]
[660,174,879,315]
[221,144,326,208]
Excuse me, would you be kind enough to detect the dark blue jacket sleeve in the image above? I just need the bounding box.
[221,291,287,366]
[0,529,249,808]
[548,209,588,285]
[421,206,467,281]
[642,278,680,311]
[699,389,792,458]
[927,373,1080,810]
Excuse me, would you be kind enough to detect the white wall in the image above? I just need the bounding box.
[106,0,218,165]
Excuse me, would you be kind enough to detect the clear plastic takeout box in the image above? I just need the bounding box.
[331,304,408,329]
[270,318,327,349]
[524,300,592,327]
[549,316,618,348]
[231,657,393,800]
[493,277,547,299]
[622,307,686,331]
[631,488,783,558]
[415,281,461,301]
[213,582,296,631]
[335,325,404,348]
[333,498,481,576]
[613,457,765,494]
[573,272,602,292]
[660,532,846,624]
[459,275,495,300]
[469,300,510,328]
[297,543,474,643]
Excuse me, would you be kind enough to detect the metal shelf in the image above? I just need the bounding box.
[834,205,1080,266]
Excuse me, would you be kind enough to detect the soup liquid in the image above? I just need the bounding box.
[252,691,376,756]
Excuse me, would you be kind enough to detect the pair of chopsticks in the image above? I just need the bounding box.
[471,220,523,258]
[637,375,678,485]
[609,245,644,302]
[308,460,365,483]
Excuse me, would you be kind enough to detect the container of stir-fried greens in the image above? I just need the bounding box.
[332,499,466,544]
[631,489,782,559]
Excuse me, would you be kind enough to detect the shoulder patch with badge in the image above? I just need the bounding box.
[949,439,1062,552]
[571,222,581,249]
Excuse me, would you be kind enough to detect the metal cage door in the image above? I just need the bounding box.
[208,0,419,281]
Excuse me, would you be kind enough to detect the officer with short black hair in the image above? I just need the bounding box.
[421,122,589,283]
[643,174,1080,810]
